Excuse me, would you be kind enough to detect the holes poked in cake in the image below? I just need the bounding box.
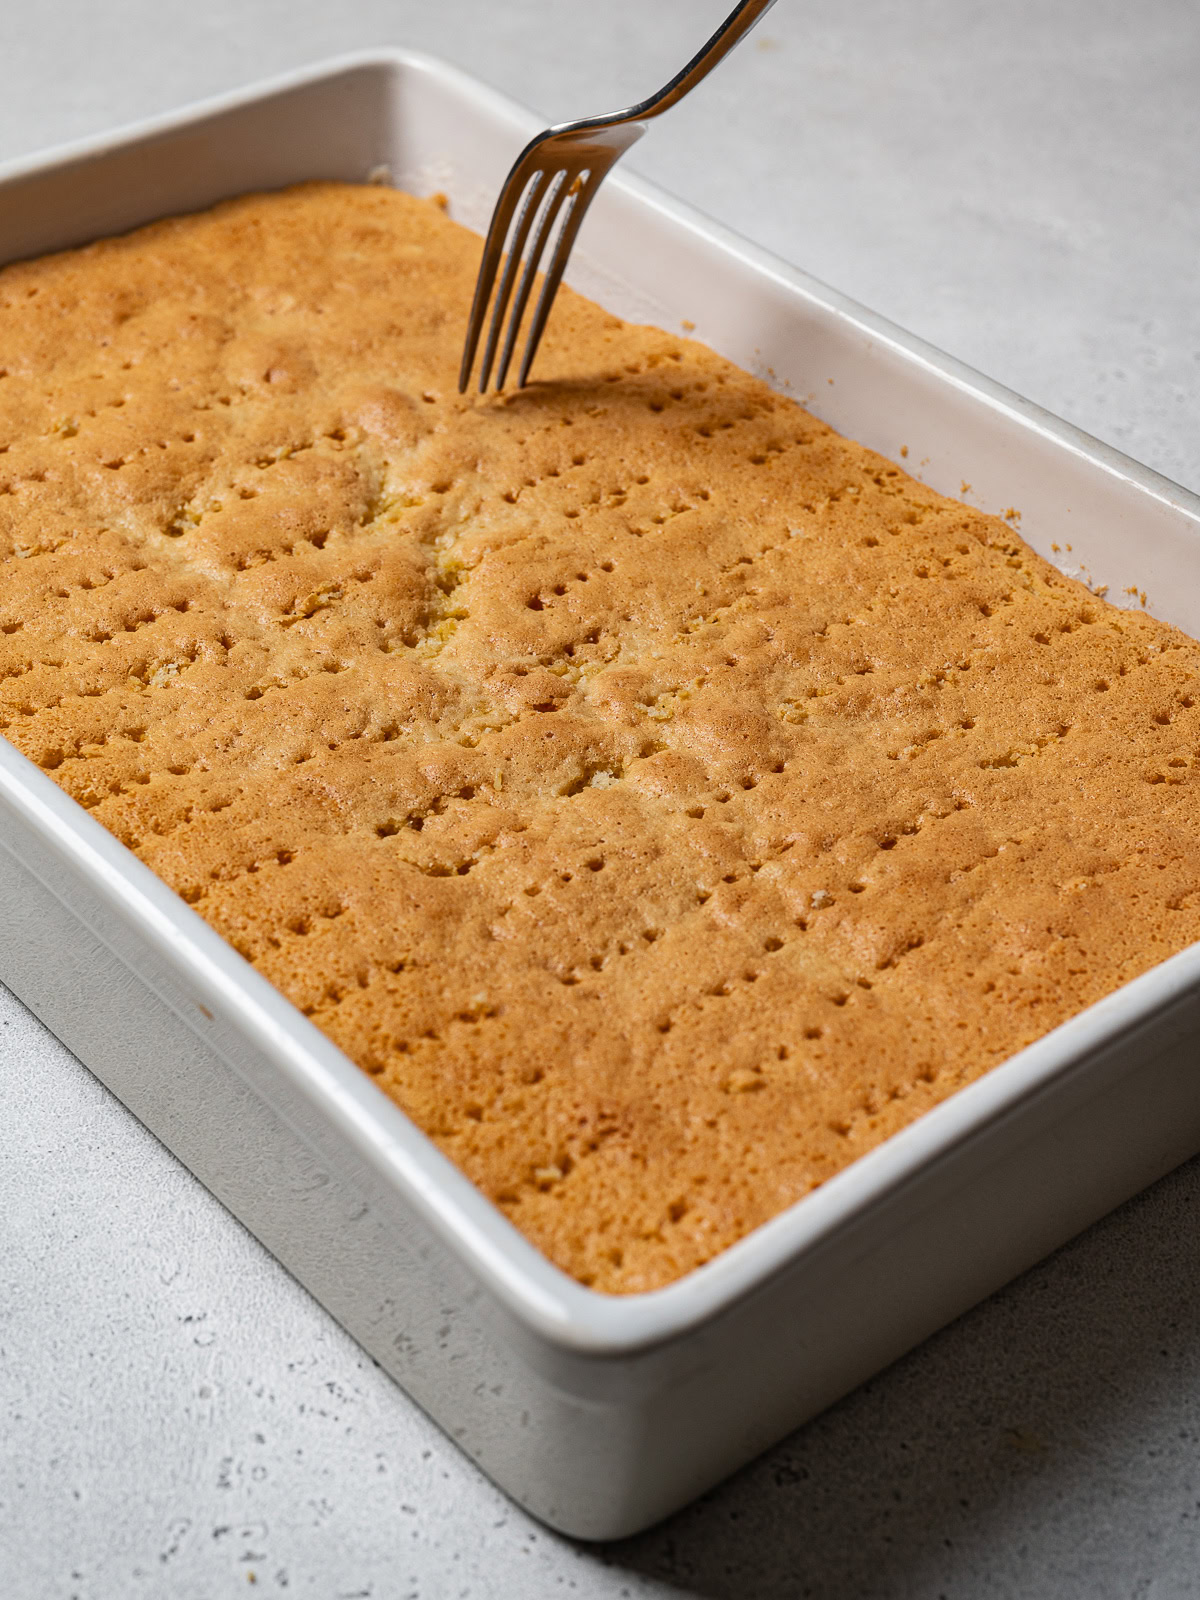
[874,933,926,973]
[407,854,488,878]
[523,564,612,615]
[886,717,976,764]
[278,581,346,625]
[16,183,1200,1293]
[375,782,482,841]
[977,724,1072,770]
[1145,763,1189,786]
[647,499,695,529]
[177,839,293,903]
[138,648,202,689]
[745,437,794,468]
[556,756,627,798]
[0,658,35,691]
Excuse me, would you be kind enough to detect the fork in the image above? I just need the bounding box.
[457,0,779,394]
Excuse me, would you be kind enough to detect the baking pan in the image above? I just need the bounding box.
[3,51,1200,1541]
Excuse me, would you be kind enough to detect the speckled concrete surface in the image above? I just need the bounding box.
[2,2,1200,1595]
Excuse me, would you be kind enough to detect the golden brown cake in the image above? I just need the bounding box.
[2,182,1197,1293]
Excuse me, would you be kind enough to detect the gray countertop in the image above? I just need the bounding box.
[3,2,1199,1595]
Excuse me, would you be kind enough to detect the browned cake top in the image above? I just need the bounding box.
[2,182,1198,1293]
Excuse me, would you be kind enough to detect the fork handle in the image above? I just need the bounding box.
[628,0,780,124]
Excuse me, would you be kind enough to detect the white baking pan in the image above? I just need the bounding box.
[3,51,1200,1541]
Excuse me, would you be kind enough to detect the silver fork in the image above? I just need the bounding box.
[457,0,779,394]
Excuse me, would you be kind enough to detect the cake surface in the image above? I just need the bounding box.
[3,182,1198,1293]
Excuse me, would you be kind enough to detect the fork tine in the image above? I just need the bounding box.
[517,171,603,388]
[457,169,528,394]
[493,169,575,392]
[476,167,557,394]
[463,3,776,391]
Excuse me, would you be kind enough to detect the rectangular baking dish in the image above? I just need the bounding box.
[3,50,1200,1542]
